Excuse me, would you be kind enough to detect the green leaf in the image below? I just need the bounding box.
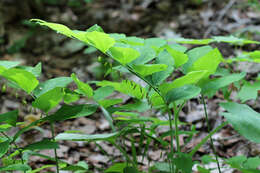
[97,80,146,99]
[151,50,175,85]
[86,24,104,33]
[86,31,115,53]
[71,73,93,98]
[105,162,127,173]
[132,64,168,77]
[131,45,156,65]
[238,81,260,102]
[165,85,201,103]
[184,47,223,76]
[98,99,123,108]
[109,47,140,65]
[32,87,64,113]
[183,46,213,74]
[170,38,213,45]
[220,102,260,143]
[166,45,188,67]
[159,70,207,95]
[123,166,139,173]
[33,77,73,97]
[1,68,39,93]
[201,72,246,95]
[0,164,31,171]
[173,153,193,173]
[31,19,75,37]
[0,110,18,126]
[17,62,42,77]
[64,89,80,104]
[24,139,59,150]
[0,140,9,158]
[212,35,260,45]
[93,86,114,101]
[0,61,21,69]
[46,104,97,122]
[55,132,119,141]
[121,36,144,46]
[244,157,260,170]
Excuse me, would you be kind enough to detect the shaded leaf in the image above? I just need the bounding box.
[0,164,31,171]
[0,110,18,126]
[55,132,119,141]
[33,77,72,97]
[32,87,64,113]
[46,104,97,122]
[220,102,260,143]
[24,139,59,150]
[201,73,246,95]
[0,140,9,158]
[165,85,201,103]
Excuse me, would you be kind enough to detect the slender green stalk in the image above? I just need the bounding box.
[111,141,136,166]
[201,95,222,173]
[50,122,59,173]
[1,132,26,173]
[125,65,176,172]
[189,121,227,156]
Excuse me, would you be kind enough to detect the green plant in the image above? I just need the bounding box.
[0,19,260,173]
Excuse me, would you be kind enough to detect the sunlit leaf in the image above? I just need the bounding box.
[71,73,93,98]
[1,68,39,93]
[109,47,140,65]
[132,64,168,77]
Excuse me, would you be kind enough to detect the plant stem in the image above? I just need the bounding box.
[112,141,136,166]
[189,121,227,156]
[1,132,26,173]
[125,65,175,172]
[50,122,59,173]
[201,95,222,173]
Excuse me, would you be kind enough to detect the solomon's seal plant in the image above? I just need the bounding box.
[0,19,259,173]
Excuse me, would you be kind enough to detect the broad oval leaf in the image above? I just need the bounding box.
[85,31,115,53]
[55,132,119,141]
[132,64,168,77]
[185,47,223,76]
[166,45,188,68]
[201,72,246,95]
[109,47,140,65]
[32,87,64,113]
[159,70,207,95]
[33,77,73,97]
[165,85,201,103]
[24,139,59,150]
[1,68,39,93]
[71,73,93,98]
[220,102,260,143]
[46,104,98,122]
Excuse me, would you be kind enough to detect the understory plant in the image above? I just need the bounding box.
[0,19,260,173]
